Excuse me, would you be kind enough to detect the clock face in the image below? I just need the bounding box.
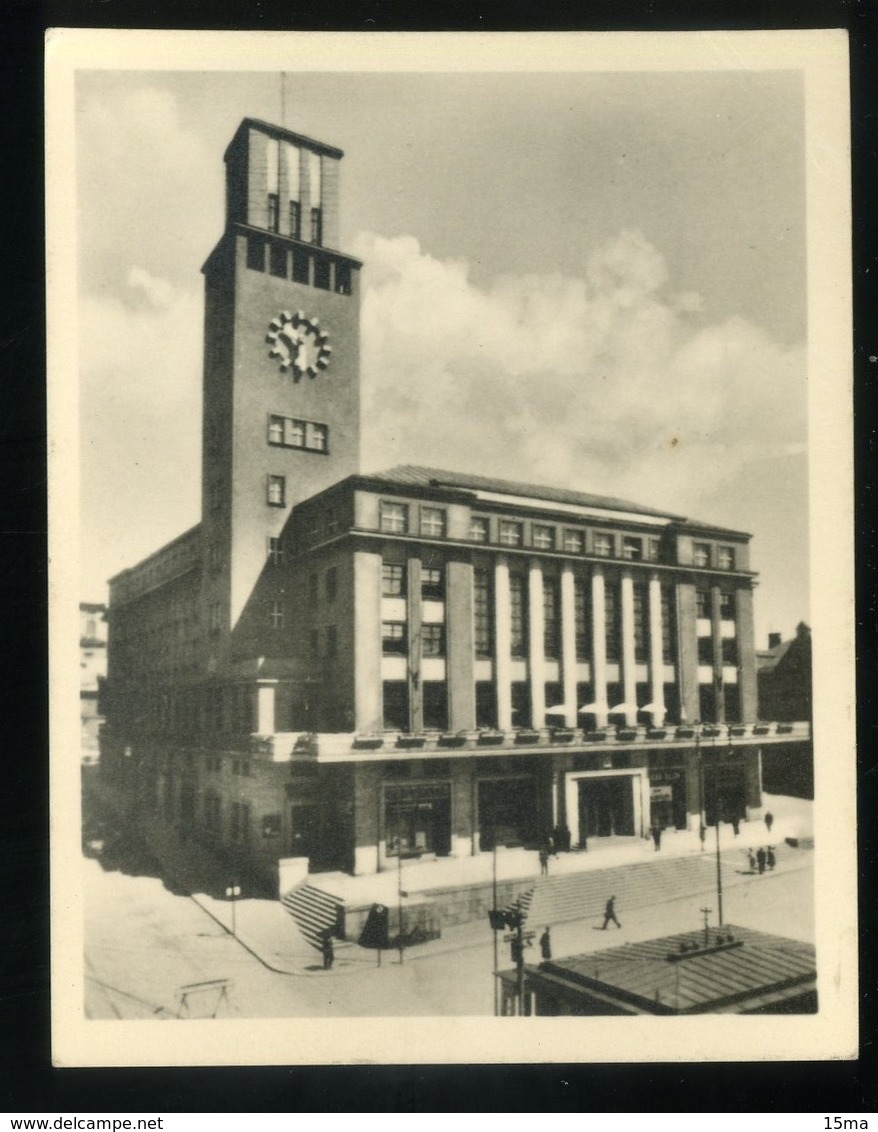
[266,310,332,380]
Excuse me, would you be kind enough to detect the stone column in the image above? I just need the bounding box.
[446,559,476,731]
[493,557,512,730]
[560,565,578,728]
[648,573,665,724]
[590,567,608,727]
[620,571,637,726]
[353,550,383,733]
[528,562,546,728]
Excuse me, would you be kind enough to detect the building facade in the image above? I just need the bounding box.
[101,118,807,884]
[80,602,107,763]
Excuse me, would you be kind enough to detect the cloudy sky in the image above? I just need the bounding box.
[76,65,809,644]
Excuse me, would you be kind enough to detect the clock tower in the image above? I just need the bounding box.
[200,119,362,660]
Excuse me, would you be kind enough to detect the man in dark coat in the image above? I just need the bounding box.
[321,929,335,970]
[756,847,767,875]
[601,895,621,929]
[539,926,552,960]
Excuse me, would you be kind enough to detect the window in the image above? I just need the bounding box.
[475,681,496,728]
[380,501,408,534]
[633,584,648,662]
[267,193,279,231]
[382,562,405,597]
[543,577,560,658]
[718,546,735,571]
[574,578,590,659]
[309,423,328,452]
[696,589,710,618]
[269,243,287,278]
[421,566,444,600]
[423,682,448,731]
[604,584,620,662]
[622,536,643,561]
[661,585,676,664]
[268,415,285,445]
[270,601,285,629]
[289,199,301,239]
[314,257,331,291]
[698,637,714,664]
[533,524,555,550]
[267,475,286,506]
[335,262,352,295]
[593,532,613,558]
[693,542,711,567]
[499,520,523,547]
[509,575,528,658]
[719,591,736,619]
[268,537,284,566]
[474,568,493,658]
[247,236,265,271]
[421,507,446,538]
[469,515,489,542]
[292,249,309,283]
[564,529,584,554]
[383,681,409,730]
[511,682,530,729]
[326,625,338,658]
[310,206,322,245]
[382,622,407,654]
[646,538,660,563]
[422,624,445,657]
[721,637,738,665]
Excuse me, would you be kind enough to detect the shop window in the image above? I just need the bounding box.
[533,524,555,550]
[383,681,409,731]
[421,566,444,600]
[421,624,445,657]
[382,622,407,655]
[499,520,523,547]
[469,515,489,542]
[382,562,405,597]
[423,682,448,730]
[380,501,408,534]
[693,542,711,568]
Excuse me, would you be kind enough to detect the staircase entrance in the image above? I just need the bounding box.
[565,769,646,848]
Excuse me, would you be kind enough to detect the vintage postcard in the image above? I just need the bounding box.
[47,29,856,1065]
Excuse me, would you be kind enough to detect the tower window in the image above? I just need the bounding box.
[267,475,286,507]
[593,532,613,558]
[469,515,489,542]
[310,207,323,245]
[693,542,711,567]
[267,537,284,566]
[382,622,407,655]
[308,423,328,452]
[314,257,331,290]
[335,262,352,295]
[380,502,408,534]
[270,601,285,629]
[292,250,309,284]
[564,529,584,554]
[286,418,305,447]
[422,566,444,600]
[268,415,285,445]
[267,194,280,232]
[421,624,445,657]
[499,521,523,547]
[270,243,287,278]
[382,562,405,597]
[246,236,266,272]
[421,507,446,538]
[533,525,555,550]
[289,200,301,239]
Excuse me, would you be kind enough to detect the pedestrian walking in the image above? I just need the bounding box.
[601,895,621,930]
[748,849,757,873]
[756,847,766,875]
[321,928,335,970]
[651,825,662,851]
[539,926,552,960]
[539,845,550,877]
[764,811,774,834]
[699,823,707,851]
[731,815,740,836]
[766,846,776,870]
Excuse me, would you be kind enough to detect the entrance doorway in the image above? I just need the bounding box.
[577,776,635,841]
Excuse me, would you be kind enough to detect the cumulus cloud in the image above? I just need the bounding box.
[354,229,806,520]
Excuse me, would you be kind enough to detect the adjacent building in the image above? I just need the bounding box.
[101,118,809,885]
[80,602,107,763]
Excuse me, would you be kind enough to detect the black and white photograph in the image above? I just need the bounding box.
[48,30,856,1065]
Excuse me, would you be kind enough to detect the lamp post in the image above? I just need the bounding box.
[397,844,405,964]
[696,720,723,925]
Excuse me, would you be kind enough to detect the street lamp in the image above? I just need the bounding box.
[696,721,724,927]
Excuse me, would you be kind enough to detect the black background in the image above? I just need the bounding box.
[2,0,875,1113]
